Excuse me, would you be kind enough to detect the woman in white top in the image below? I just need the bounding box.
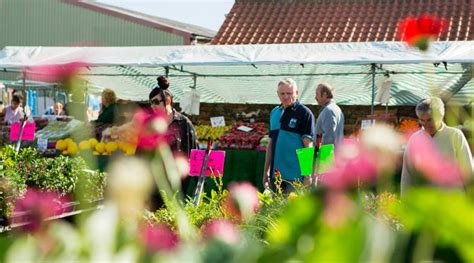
[3,94,24,124]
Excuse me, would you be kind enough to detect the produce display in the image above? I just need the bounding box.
[35,119,82,140]
[217,122,268,150]
[195,125,231,144]
[102,126,137,144]
[55,137,136,156]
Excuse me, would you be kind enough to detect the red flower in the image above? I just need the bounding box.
[139,223,179,253]
[133,109,168,151]
[12,188,68,233]
[397,15,447,51]
[202,219,240,244]
[24,62,87,83]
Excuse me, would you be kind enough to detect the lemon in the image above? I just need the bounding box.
[125,144,137,155]
[67,142,79,154]
[95,142,106,153]
[55,139,67,151]
[79,140,91,150]
[118,141,127,151]
[64,138,73,145]
[105,142,118,153]
[88,138,99,148]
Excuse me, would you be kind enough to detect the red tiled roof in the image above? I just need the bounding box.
[212,0,473,44]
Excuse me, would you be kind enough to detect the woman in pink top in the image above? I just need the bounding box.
[3,94,24,124]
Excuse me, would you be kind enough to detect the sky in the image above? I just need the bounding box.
[96,0,234,32]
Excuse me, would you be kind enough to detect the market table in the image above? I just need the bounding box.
[183,149,266,196]
[96,149,267,195]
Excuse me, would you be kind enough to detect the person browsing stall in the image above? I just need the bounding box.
[314,83,345,147]
[45,102,66,116]
[92,88,118,125]
[146,76,199,208]
[263,78,315,192]
[148,76,198,156]
[3,94,25,125]
[401,97,473,195]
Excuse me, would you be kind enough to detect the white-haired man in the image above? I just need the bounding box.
[401,97,473,195]
[263,78,315,192]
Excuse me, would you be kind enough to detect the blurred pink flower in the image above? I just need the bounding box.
[406,133,464,186]
[322,192,357,228]
[320,139,378,190]
[139,223,179,253]
[12,188,68,233]
[133,109,168,151]
[173,153,190,178]
[222,182,260,221]
[24,62,87,83]
[202,219,240,244]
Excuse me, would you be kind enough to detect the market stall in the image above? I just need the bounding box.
[0,42,472,187]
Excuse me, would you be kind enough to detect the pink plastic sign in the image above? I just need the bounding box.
[189,149,225,176]
[9,122,36,141]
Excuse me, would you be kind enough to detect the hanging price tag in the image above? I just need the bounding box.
[210,116,225,127]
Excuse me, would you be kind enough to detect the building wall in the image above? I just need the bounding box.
[0,0,186,48]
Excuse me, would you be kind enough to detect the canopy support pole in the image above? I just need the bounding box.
[370,63,376,116]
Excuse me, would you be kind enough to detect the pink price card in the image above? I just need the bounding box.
[9,122,36,141]
[189,149,225,177]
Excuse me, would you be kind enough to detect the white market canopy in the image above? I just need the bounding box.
[0,41,472,106]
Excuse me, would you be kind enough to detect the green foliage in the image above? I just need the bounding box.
[363,191,402,230]
[146,174,230,229]
[0,177,16,223]
[184,190,226,228]
[148,189,227,229]
[399,187,474,262]
[0,146,105,219]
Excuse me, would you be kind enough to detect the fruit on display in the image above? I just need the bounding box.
[195,125,231,144]
[218,122,268,150]
[95,142,106,154]
[55,137,137,156]
[105,141,118,153]
[56,138,79,155]
[79,140,91,150]
[88,138,99,148]
[55,139,67,151]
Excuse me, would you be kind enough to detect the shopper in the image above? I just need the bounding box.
[263,78,315,192]
[401,97,473,195]
[314,83,345,147]
[3,94,24,124]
